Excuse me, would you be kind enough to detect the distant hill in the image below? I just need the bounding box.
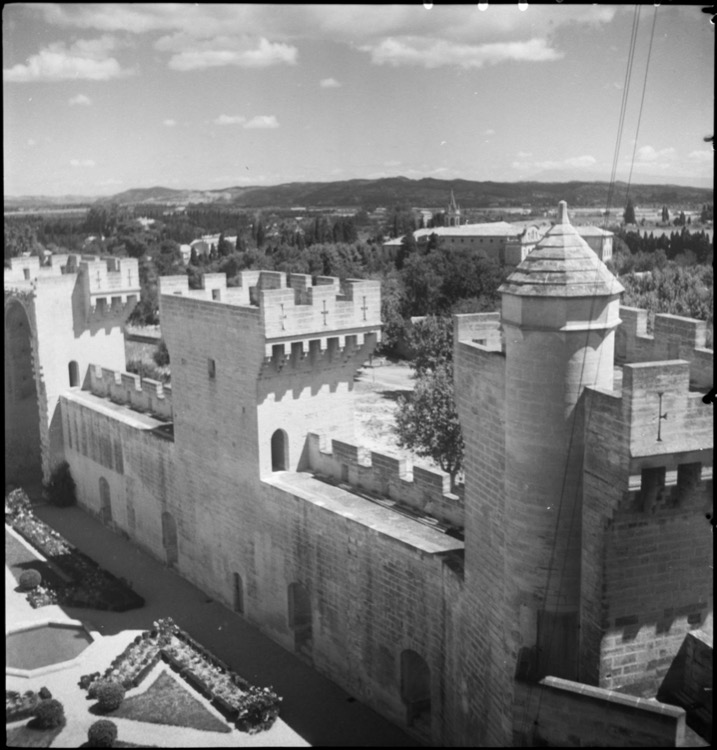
[6,177,713,211]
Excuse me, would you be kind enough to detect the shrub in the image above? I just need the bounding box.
[19,568,42,591]
[38,687,52,700]
[95,681,125,712]
[88,719,118,747]
[153,338,170,367]
[44,461,76,508]
[33,698,65,728]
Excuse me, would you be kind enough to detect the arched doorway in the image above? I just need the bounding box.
[5,301,42,484]
[233,572,244,614]
[161,511,178,567]
[287,582,312,654]
[400,649,431,730]
[271,429,289,471]
[99,477,112,525]
[68,360,79,387]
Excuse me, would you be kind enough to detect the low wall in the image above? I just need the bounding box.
[514,676,686,747]
[87,365,172,421]
[307,433,463,529]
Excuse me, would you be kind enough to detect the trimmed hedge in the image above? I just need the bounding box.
[88,719,118,747]
[95,682,125,713]
[19,568,42,591]
[33,699,65,729]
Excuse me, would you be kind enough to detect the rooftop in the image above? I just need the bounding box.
[499,202,624,298]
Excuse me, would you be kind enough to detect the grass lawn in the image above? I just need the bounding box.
[112,670,231,733]
[5,528,66,590]
[5,722,64,748]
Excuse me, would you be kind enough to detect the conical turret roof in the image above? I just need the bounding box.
[499,201,624,298]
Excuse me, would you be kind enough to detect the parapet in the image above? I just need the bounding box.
[307,433,463,531]
[4,253,70,286]
[159,270,382,358]
[616,307,712,390]
[77,256,141,324]
[87,364,173,421]
[453,312,503,351]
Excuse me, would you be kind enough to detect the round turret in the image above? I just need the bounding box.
[500,201,623,679]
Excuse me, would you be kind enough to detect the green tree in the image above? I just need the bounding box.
[408,315,453,376]
[661,205,670,223]
[395,363,464,490]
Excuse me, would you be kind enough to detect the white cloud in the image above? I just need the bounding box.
[360,36,562,69]
[32,4,616,71]
[164,37,297,71]
[163,119,177,127]
[384,160,402,167]
[635,145,675,163]
[214,114,279,129]
[243,115,279,130]
[214,114,247,126]
[687,149,713,163]
[320,77,341,88]
[485,129,495,136]
[69,94,92,106]
[512,155,597,171]
[70,159,96,168]
[4,36,132,82]
[516,151,532,158]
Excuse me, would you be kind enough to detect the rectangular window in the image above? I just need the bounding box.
[208,358,216,379]
[212,289,221,301]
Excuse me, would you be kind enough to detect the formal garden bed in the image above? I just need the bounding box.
[5,488,144,611]
[79,618,282,734]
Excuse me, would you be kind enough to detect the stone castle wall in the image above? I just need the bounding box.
[306,433,463,529]
[583,358,713,697]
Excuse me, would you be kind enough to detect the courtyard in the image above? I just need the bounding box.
[6,491,419,747]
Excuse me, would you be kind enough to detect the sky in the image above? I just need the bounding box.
[2,3,714,197]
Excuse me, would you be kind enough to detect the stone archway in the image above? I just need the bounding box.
[400,649,431,730]
[161,511,178,567]
[271,429,289,471]
[5,300,42,485]
[99,477,112,525]
[287,582,312,655]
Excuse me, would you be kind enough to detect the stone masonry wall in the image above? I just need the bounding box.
[616,307,712,390]
[61,397,175,559]
[583,359,713,698]
[87,365,172,421]
[513,676,685,747]
[307,433,463,529]
[453,336,511,746]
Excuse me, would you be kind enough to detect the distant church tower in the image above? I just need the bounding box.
[447,190,461,226]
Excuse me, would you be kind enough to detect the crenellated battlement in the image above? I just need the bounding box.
[306,433,463,531]
[87,364,173,421]
[616,307,712,390]
[160,270,382,359]
[4,253,70,286]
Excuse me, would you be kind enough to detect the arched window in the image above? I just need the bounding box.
[233,572,244,614]
[288,582,312,653]
[68,360,79,387]
[99,477,112,525]
[400,649,431,729]
[271,429,289,471]
[161,511,178,567]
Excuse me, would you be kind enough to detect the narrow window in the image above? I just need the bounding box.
[271,429,289,471]
[68,360,80,387]
[233,572,244,614]
[212,289,221,301]
[208,358,216,379]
